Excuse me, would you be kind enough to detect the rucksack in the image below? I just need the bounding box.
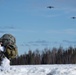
[4,44,18,59]
[1,34,18,59]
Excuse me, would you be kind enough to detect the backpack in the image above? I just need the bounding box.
[5,44,18,59]
[1,34,18,59]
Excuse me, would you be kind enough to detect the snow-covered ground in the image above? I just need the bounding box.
[0,64,76,75]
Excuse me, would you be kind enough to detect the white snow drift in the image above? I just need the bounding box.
[0,64,76,75]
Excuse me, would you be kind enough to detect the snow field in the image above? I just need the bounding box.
[0,65,76,75]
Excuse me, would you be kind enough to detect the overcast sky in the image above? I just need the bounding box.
[0,0,76,55]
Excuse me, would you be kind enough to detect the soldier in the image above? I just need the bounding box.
[0,34,18,71]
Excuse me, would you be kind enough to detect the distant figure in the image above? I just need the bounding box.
[47,6,54,9]
[71,17,76,19]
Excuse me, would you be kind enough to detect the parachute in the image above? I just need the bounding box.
[0,34,18,59]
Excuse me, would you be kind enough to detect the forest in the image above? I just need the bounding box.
[11,46,76,65]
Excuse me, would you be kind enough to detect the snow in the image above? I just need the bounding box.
[0,64,76,75]
[1,57,10,71]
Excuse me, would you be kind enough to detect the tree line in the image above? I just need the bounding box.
[11,46,76,65]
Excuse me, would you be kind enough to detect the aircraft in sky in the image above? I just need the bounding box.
[71,17,76,19]
[47,6,54,9]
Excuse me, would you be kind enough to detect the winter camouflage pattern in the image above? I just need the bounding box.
[0,34,18,59]
[1,34,16,46]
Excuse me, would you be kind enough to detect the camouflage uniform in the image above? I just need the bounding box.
[1,34,18,59]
